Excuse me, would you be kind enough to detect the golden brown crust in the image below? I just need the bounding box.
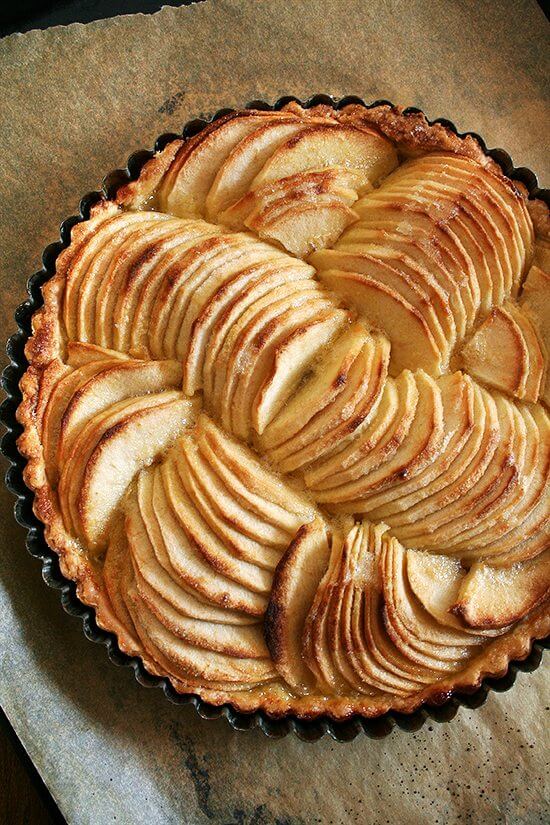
[16,101,549,720]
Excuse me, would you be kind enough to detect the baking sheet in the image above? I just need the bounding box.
[0,1,549,822]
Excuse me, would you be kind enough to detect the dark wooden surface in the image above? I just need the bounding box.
[0,707,62,824]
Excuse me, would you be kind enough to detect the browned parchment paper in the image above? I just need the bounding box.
[0,1,549,822]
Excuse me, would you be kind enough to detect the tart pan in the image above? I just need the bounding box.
[1,95,548,742]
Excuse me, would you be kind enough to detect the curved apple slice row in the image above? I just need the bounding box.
[62,209,163,339]
[103,518,140,647]
[380,537,483,673]
[130,472,254,625]
[391,387,500,541]
[251,123,397,192]
[316,240,457,352]
[180,242,305,394]
[452,551,550,629]
[195,414,316,531]
[213,281,320,426]
[66,342,131,367]
[395,394,526,551]
[367,373,475,519]
[58,391,197,548]
[202,268,313,405]
[206,120,310,219]
[264,519,333,693]
[260,321,371,450]
[520,264,550,406]
[152,464,267,617]
[319,268,444,375]
[461,302,545,402]
[57,358,182,467]
[352,194,482,319]
[108,221,219,356]
[225,294,338,441]
[267,331,389,473]
[406,550,506,637]
[126,590,276,688]
[159,110,300,217]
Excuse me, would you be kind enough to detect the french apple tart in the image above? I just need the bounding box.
[17,102,550,719]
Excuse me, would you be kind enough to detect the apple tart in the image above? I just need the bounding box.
[18,102,550,719]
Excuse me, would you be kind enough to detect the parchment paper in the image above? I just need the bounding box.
[0,2,549,823]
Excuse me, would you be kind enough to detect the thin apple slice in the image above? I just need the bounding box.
[265,519,332,693]
[62,210,161,340]
[260,321,370,450]
[103,518,140,645]
[66,342,131,367]
[368,373,475,519]
[127,589,276,685]
[252,308,349,434]
[271,333,390,473]
[42,360,114,483]
[314,371,445,512]
[453,551,550,629]
[159,111,298,217]
[152,465,267,617]
[461,305,527,396]
[202,267,313,406]
[228,294,336,440]
[161,454,272,593]
[210,279,319,420]
[174,441,281,570]
[397,392,519,548]
[205,120,308,219]
[308,370,418,494]
[195,414,316,529]
[520,264,550,406]
[57,359,182,467]
[251,123,398,192]
[319,269,444,375]
[250,196,358,258]
[130,471,254,625]
[77,392,198,549]
[406,550,506,637]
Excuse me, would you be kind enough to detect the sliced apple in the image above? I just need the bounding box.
[319,269,444,375]
[161,454,272,594]
[202,267,314,406]
[152,464,267,616]
[226,294,336,440]
[264,519,332,692]
[195,414,316,530]
[209,279,320,419]
[251,123,398,192]
[520,264,550,406]
[66,342,131,367]
[367,372,475,519]
[102,518,140,645]
[453,551,550,629]
[130,471,254,625]
[270,332,390,473]
[159,111,298,217]
[260,321,371,450]
[77,392,197,549]
[205,120,308,219]
[57,358,182,467]
[252,309,349,435]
